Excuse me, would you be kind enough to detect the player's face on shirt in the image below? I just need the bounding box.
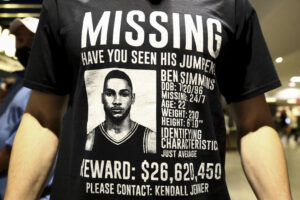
[102,78,134,121]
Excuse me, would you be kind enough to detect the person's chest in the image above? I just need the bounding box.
[57,0,236,65]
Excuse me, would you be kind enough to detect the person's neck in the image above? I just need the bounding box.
[104,116,134,134]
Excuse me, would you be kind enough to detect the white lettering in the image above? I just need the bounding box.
[207,18,222,58]
[125,10,145,47]
[81,11,110,48]
[184,14,204,52]
[149,11,168,48]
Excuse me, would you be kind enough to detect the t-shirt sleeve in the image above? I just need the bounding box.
[23,0,71,95]
[217,0,281,103]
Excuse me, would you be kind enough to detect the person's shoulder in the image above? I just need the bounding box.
[146,129,156,154]
[235,0,255,17]
[88,123,103,135]
[135,122,151,131]
[146,129,156,143]
[134,122,156,143]
[235,0,252,7]
[85,124,101,151]
[136,123,156,154]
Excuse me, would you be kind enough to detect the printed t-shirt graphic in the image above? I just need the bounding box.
[23,0,281,199]
[82,9,226,198]
[85,121,155,153]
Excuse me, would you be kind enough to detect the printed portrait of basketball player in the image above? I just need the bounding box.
[85,70,156,154]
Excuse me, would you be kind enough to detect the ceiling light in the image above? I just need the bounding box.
[275,88,300,100]
[0,29,15,57]
[287,99,297,104]
[291,76,300,83]
[292,108,300,115]
[266,97,277,103]
[289,82,296,87]
[275,57,283,63]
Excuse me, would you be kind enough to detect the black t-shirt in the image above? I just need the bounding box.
[24,0,280,199]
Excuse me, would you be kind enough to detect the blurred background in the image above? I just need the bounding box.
[0,0,299,199]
